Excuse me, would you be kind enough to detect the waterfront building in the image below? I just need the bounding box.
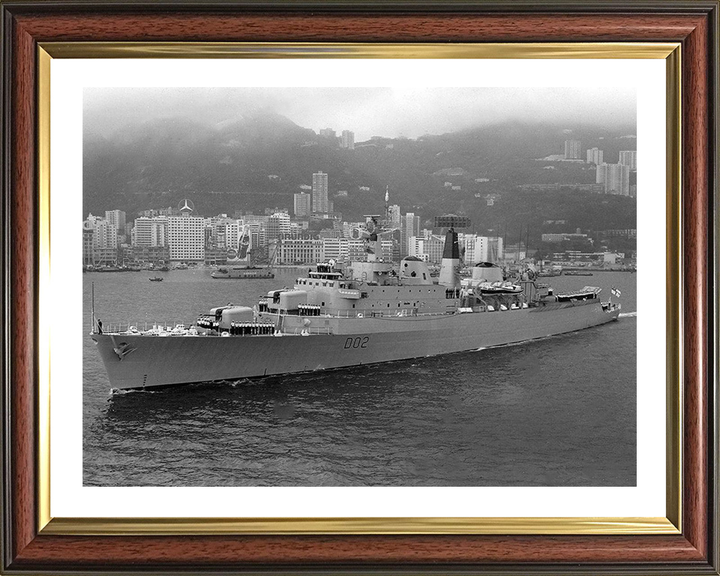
[105,209,127,240]
[243,220,267,249]
[346,239,367,262]
[277,238,323,265]
[619,150,637,170]
[167,204,205,262]
[564,139,581,160]
[204,246,228,267]
[321,237,350,262]
[586,147,604,165]
[217,220,242,250]
[294,192,311,217]
[132,217,168,247]
[128,245,170,265]
[312,171,329,213]
[267,211,291,241]
[82,217,96,266]
[93,218,118,251]
[409,234,445,264]
[459,234,504,263]
[83,214,118,266]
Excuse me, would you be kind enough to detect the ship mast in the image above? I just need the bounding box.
[91,282,96,333]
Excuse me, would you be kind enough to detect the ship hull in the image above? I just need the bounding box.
[92,302,620,391]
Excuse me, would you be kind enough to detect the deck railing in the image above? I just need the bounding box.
[97,302,541,335]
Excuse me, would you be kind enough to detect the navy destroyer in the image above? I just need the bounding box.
[91,214,621,392]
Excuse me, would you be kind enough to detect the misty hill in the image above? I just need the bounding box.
[84,111,637,237]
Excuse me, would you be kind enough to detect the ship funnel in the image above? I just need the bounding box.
[438,228,461,287]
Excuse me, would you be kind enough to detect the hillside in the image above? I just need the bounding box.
[83,112,637,240]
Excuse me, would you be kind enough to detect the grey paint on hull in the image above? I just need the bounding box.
[92,302,620,391]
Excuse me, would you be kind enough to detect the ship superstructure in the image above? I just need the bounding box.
[91,212,621,391]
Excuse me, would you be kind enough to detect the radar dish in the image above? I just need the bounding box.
[434,215,470,229]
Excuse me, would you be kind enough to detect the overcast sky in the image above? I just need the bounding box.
[85,87,636,141]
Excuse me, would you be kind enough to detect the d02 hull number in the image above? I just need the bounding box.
[344,336,369,349]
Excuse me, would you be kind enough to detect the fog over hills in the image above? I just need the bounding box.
[84,110,637,234]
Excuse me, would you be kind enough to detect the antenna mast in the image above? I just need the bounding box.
[91,282,96,334]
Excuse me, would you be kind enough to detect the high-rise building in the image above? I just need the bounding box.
[458,234,504,264]
[619,150,637,170]
[83,224,94,266]
[409,234,445,264]
[321,238,349,263]
[105,209,127,240]
[294,192,311,217]
[267,211,291,241]
[93,218,118,250]
[167,212,205,262]
[132,217,167,247]
[401,213,421,256]
[319,128,336,139]
[596,163,631,196]
[244,220,267,250]
[388,204,401,228]
[312,172,329,213]
[83,214,118,265]
[564,139,581,160]
[220,221,242,250]
[341,130,355,150]
[586,147,604,165]
[475,236,504,263]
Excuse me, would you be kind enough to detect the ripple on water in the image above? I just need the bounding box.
[83,270,637,487]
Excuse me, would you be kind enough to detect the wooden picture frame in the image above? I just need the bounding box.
[1,1,718,573]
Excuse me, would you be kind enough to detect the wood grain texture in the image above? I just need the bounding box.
[13,12,705,42]
[2,3,717,573]
[9,17,37,562]
[10,534,706,567]
[680,6,710,560]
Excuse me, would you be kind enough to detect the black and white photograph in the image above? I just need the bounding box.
[80,81,639,490]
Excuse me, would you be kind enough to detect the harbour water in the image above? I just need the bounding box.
[83,269,636,487]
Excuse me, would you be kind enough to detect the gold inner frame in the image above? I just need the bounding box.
[36,42,682,536]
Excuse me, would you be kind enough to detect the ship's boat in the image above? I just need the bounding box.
[91,228,621,391]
